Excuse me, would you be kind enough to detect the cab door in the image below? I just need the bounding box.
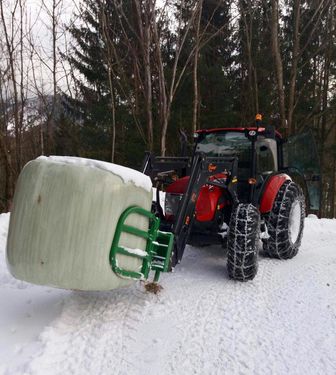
[283,131,321,214]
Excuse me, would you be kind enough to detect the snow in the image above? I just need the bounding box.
[121,246,148,258]
[1,212,336,374]
[37,156,153,192]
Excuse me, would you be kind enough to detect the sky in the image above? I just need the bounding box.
[1,0,78,97]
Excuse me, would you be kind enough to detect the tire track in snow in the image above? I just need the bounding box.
[160,251,273,375]
[24,284,151,375]
[164,285,221,375]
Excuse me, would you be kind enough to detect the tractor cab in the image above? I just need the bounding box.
[194,127,281,203]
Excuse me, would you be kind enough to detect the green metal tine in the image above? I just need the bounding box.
[110,206,174,283]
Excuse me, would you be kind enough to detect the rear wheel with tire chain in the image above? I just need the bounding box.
[263,180,305,259]
[227,203,260,281]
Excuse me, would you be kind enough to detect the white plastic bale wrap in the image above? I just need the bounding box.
[6,156,153,291]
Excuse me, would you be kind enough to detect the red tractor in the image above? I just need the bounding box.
[142,116,320,281]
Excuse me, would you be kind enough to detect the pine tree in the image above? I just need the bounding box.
[66,0,148,166]
[198,0,237,128]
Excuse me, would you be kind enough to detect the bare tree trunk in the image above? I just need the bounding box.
[44,0,62,155]
[48,0,59,155]
[29,35,46,156]
[0,0,22,173]
[160,114,170,157]
[271,0,286,132]
[319,0,333,217]
[240,0,259,117]
[134,0,154,151]
[320,33,333,214]
[0,35,13,210]
[192,0,203,134]
[0,134,14,211]
[100,1,116,162]
[19,0,25,158]
[150,2,170,156]
[108,75,116,163]
[287,0,301,135]
[333,128,336,217]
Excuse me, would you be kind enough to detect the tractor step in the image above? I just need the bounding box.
[110,206,174,283]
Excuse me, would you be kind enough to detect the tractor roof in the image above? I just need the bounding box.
[196,127,283,139]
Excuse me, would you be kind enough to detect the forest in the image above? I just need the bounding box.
[0,0,335,217]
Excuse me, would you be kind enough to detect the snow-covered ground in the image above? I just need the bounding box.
[1,213,336,375]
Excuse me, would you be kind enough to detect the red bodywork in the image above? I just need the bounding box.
[259,174,291,213]
[166,175,227,222]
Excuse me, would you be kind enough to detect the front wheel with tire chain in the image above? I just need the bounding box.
[227,203,260,281]
[263,180,305,259]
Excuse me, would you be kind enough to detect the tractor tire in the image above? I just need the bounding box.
[227,203,260,281]
[263,180,305,259]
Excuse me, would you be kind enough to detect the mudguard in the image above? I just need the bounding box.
[259,173,291,214]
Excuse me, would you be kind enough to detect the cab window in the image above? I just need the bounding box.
[196,131,251,164]
[257,144,275,174]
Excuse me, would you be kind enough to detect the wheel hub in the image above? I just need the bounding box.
[289,200,301,244]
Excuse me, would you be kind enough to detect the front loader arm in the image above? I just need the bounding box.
[170,153,238,265]
[142,152,238,266]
